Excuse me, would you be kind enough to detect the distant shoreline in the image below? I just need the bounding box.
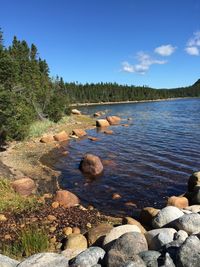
[71,97,197,107]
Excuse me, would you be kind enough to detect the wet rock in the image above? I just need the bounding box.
[167,196,189,209]
[11,177,36,196]
[112,193,121,199]
[88,136,100,141]
[0,254,19,267]
[139,250,161,267]
[71,109,81,115]
[54,131,69,142]
[152,206,184,228]
[54,190,79,207]
[122,217,146,234]
[79,154,103,176]
[70,247,105,267]
[176,236,200,267]
[140,207,160,226]
[18,253,69,267]
[64,233,87,250]
[173,213,200,234]
[72,129,87,137]
[106,250,145,267]
[103,225,141,248]
[145,228,177,250]
[188,171,200,192]
[106,116,121,125]
[87,223,113,246]
[96,119,110,127]
[40,134,55,143]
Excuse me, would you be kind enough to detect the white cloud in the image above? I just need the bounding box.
[122,52,167,74]
[185,31,200,56]
[154,44,176,56]
[185,46,199,56]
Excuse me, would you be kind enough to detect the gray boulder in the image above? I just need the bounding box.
[174,230,188,242]
[70,247,105,267]
[184,205,200,213]
[176,235,200,267]
[152,206,184,228]
[174,213,200,234]
[106,232,148,267]
[145,228,177,250]
[18,253,69,267]
[121,257,146,267]
[139,250,161,267]
[0,254,19,267]
[160,253,176,267]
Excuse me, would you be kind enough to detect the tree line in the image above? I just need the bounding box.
[0,28,200,141]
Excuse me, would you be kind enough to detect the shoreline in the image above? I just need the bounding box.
[70,96,197,107]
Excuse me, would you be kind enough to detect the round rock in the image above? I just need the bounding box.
[0,254,19,267]
[174,213,200,234]
[139,250,161,267]
[18,253,69,267]
[152,206,184,228]
[79,154,103,176]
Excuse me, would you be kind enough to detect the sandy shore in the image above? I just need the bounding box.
[0,115,96,193]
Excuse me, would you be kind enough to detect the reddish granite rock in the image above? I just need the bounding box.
[79,153,103,176]
[54,190,80,208]
[11,178,36,196]
[72,129,87,137]
[104,130,113,135]
[96,119,110,127]
[71,109,81,115]
[106,116,121,125]
[54,131,69,142]
[40,134,54,143]
[167,196,189,209]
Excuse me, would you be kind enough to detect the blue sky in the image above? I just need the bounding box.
[1,0,200,88]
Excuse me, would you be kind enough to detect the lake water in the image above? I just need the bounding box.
[55,98,200,216]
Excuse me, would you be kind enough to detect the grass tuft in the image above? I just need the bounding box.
[27,119,55,139]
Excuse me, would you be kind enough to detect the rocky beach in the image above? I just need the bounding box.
[0,110,200,266]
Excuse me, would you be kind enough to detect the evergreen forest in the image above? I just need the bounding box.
[0,29,200,141]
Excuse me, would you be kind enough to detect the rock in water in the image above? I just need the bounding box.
[79,154,103,176]
[0,254,19,267]
[106,116,121,125]
[72,129,87,137]
[18,253,69,267]
[96,119,110,127]
[152,206,184,228]
[173,213,200,234]
[70,247,105,267]
[176,236,200,267]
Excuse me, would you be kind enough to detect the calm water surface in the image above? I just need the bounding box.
[55,98,200,216]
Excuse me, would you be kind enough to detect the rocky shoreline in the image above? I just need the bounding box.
[0,111,200,266]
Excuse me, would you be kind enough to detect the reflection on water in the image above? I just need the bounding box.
[54,98,200,216]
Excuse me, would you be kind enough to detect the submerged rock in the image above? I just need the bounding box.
[79,154,103,176]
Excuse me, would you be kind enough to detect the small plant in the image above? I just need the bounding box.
[1,226,49,259]
[27,119,54,139]
[20,226,49,257]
